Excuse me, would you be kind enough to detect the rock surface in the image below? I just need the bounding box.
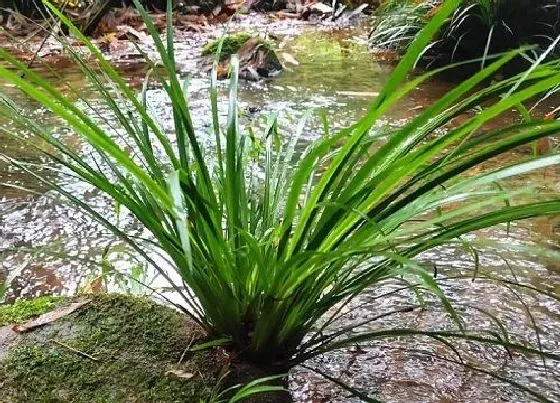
[0,295,291,402]
[237,37,283,80]
[203,34,283,81]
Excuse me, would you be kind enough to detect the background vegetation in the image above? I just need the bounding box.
[371,0,560,74]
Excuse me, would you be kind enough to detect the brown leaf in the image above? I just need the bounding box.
[12,299,91,334]
[166,370,195,380]
[83,277,106,295]
[536,137,553,155]
[115,25,149,42]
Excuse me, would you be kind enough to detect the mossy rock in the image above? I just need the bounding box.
[202,33,254,59]
[203,34,283,81]
[0,295,221,402]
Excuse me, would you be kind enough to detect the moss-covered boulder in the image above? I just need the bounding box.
[0,295,221,402]
[202,34,283,81]
[0,295,292,402]
[202,33,254,58]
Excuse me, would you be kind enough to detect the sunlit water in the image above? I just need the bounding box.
[1,19,559,402]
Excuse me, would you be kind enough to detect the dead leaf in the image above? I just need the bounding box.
[12,299,91,334]
[115,25,149,42]
[428,3,444,17]
[83,276,106,295]
[276,11,300,19]
[536,137,553,155]
[213,61,231,80]
[213,13,230,24]
[97,33,118,53]
[336,91,380,98]
[166,370,195,380]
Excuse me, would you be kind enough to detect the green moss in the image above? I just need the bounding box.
[0,296,62,326]
[202,33,253,57]
[0,295,218,402]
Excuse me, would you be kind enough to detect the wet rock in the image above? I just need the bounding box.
[179,0,221,14]
[237,37,283,80]
[251,0,288,11]
[301,2,333,20]
[0,295,291,402]
[203,34,283,81]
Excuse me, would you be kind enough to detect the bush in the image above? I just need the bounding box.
[370,0,439,52]
[1,0,559,398]
[370,0,560,73]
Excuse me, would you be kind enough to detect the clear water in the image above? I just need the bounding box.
[1,19,559,402]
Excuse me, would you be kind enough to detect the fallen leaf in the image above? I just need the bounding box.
[12,299,91,334]
[115,25,149,42]
[536,137,553,155]
[166,370,195,380]
[336,91,380,98]
[83,276,106,295]
[97,33,118,53]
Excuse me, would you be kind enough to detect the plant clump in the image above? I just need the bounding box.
[370,0,560,74]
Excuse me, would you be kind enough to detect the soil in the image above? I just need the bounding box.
[0,294,291,402]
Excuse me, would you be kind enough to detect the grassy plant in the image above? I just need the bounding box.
[370,0,560,72]
[370,0,441,52]
[1,0,560,399]
[433,0,560,70]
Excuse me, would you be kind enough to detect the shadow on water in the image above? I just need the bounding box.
[0,25,559,402]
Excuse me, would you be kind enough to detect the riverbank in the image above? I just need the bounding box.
[0,4,371,73]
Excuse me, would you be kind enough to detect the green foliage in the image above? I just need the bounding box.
[434,0,560,70]
[204,372,287,403]
[0,296,62,326]
[0,0,559,399]
[370,0,560,72]
[202,33,253,58]
[378,0,424,13]
[370,0,439,51]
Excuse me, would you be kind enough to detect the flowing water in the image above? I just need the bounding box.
[1,19,559,402]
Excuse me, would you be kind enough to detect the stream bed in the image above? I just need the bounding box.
[1,16,559,402]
